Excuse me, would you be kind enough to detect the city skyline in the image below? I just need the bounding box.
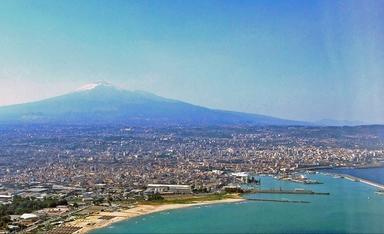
[1,0,383,123]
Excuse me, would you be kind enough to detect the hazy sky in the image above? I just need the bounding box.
[0,0,383,123]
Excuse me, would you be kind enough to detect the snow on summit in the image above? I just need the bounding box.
[76,81,113,91]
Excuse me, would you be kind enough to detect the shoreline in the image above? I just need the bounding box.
[68,198,245,234]
[59,170,384,234]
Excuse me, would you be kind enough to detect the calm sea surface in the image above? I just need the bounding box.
[92,172,384,234]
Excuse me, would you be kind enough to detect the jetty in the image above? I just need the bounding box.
[337,174,384,190]
[246,188,329,195]
[246,198,310,203]
[278,174,322,184]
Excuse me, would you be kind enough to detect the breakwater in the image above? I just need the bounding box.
[249,189,329,195]
[338,174,384,190]
[246,198,310,203]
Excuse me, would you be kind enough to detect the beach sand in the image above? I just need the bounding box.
[67,198,245,234]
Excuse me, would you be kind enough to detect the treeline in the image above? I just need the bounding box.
[0,196,68,228]
[147,194,164,201]
[223,187,245,193]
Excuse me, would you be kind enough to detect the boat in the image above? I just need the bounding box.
[304,180,323,184]
[375,190,384,195]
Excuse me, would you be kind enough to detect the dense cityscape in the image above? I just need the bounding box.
[1,125,383,232]
[1,125,384,188]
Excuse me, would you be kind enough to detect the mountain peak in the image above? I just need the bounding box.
[76,81,114,92]
[0,82,306,126]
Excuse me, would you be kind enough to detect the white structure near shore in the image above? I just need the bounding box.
[146,184,192,194]
[340,174,384,190]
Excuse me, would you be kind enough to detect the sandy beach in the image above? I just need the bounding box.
[66,198,245,234]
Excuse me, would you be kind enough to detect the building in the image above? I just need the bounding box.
[20,213,38,220]
[231,172,260,184]
[146,184,192,194]
[0,194,12,204]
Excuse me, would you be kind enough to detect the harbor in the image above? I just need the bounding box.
[91,172,384,234]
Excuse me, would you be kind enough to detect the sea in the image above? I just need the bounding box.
[92,168,384,234]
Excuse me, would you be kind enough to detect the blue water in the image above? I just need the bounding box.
[92,173,384,234]
[325,167,384,184]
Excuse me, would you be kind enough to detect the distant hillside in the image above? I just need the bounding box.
[0,82,307,126]
[314,119,366,126]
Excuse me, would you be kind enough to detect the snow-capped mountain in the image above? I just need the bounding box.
[0,82,306,126]
[75,81,114,91]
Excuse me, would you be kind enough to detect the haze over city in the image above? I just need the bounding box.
[1,1,384,234]
[1,0,383,124]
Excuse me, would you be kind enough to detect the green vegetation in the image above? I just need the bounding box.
[140,193,241,205]
[224,187,245,193]
[93,197,105,205]
[192,187,210,193]
[0,196,67,228]
[72,202,79,208]
[147,194,164,201]
[0,216,10,229]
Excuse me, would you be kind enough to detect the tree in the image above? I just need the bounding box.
[147,194,164,201]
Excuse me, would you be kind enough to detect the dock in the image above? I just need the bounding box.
[289,179,323,184]
[248,189,329,195]
[337,174,384,190]
[246,198,310,203]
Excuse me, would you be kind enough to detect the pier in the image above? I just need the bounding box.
[246,189,329,195]
[336,174,384,190]
[246,198,310,203]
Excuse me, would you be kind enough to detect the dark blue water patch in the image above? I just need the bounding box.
[324,167,384,184]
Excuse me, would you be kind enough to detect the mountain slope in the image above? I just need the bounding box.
[0,82,306,126]
[314,119,366,126]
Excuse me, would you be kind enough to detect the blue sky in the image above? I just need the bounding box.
[0,0,383,123]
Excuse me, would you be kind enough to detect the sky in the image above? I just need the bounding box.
[0,0,383,123]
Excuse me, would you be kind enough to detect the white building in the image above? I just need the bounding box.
[146,184,192,194]
[0,194,12,204]
[20,213,38,220]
